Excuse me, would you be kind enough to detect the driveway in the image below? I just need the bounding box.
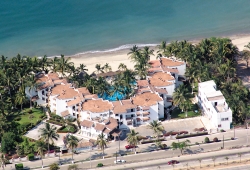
[24,121,65,146]
[134,117,204,137]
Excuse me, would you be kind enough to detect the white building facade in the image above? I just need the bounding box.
[197,80,232,130]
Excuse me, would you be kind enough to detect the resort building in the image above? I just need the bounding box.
[25,72,67,105]
[197,80,232,130]
[25,64,181,139]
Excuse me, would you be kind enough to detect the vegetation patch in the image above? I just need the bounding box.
[57,124,77,133]
[176,132,208,139]
[171,104,200,119]
[17,108,45,125]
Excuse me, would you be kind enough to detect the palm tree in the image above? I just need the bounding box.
[79,64,88,72]
[15,87,27,111]
[241,50,250,68]
[171,139,190,155]
[244,42,250,50]
[0,154,6,170]
[96,133,107,159]
[157,41,167,55]
[128,45,140,61]
[96,77,110,98]
[118,63,127,71]
[26,75,38,108]
[39,123,59,155]
[103,63,112,73]
[198,158,202,168]
[35,140,46,168]
[212,156,216,167]
[126,129,139,154]
[95,64,104,74]
[147,120,164,139]
[56,55,73,77]
[85,78,97,94]
[225,157,229,165]
[40,55,51,71]
[66,135,79,163]
[49,163,60,170]
[50,57,59,72]
[141,46,154,62]
[173,84,189,112]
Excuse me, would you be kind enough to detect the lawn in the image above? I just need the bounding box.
[171,104,200,119]
[17,107,45,125]
[60,125,76,133]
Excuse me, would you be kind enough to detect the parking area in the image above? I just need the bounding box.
[24,121,65,146]
[134,117,204,137]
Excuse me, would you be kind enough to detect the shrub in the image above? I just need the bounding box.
[141,138,165,144]
[14,117,21,121]
[204,137,210,143]
[27,109,33,114]
[195,142,199,145]
[231,137,235,140]
[12,154,19,159]
[179,131,188,134]
[176,132,208,139]
[28,153,34,161]
[220,129,225,132]
[15,163,23,170]
[213,137,219,142]
[97,163,103,167]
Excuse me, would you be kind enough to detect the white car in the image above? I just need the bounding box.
[114,159,126,164]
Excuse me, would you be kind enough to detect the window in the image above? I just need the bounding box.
[221,118,229,121]
[131,109,134,112]
[120,122,123,125]
[73,113,75,116]
[225,118,229,121]
[221,118,225,121]
[218,124,221,127]
[115,114,118,116]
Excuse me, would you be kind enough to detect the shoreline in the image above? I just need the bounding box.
[68,34,250,74]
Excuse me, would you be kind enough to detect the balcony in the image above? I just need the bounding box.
[143,117,150,122]
[142,112,150,116]
[136,112,141,116]
[142,107,150,111]
[167,97,173,102]
[126,117,132,120]
[127,121,132,125]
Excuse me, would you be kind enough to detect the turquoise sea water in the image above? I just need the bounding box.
[0,0,250,57]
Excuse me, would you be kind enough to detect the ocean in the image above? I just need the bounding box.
[0,0,250,57]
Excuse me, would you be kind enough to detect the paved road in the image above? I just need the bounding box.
[5,128,250,170]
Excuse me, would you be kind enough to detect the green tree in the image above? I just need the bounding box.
[212,157,216,167]
[0,154,6,170]
[95,133,107,158]
[35,140,46,168]
[39,123,59,155]
[225,157,229,165]
[241,50,250,68]
[68,164,78,170]
[95,64,104,74]
[56,55,73,77]
[171,139,190,155]
[147,120,164,139]
[66,135,79,163]
[126,130,140,154]
[102,63,112,73]
[118,63,127,71]
[1,132,17,153]
[198,158,202,168]
[15,87,27,111]
[49,163,60,170]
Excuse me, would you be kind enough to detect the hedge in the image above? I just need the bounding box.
[28,153,34,161]
[97,163,103,167]
[15,163,23,170]
[176,132,208,139]
[46,120,64,126]
[57,124,78,133]
[141,138,166,144]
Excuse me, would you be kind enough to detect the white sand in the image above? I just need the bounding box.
[69,35,250,74]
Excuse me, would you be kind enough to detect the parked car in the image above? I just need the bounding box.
[125,145,136,149]
[167,160,179,165]
[114,159,126,164]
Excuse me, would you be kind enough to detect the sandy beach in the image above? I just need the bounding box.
[69,35,250,74]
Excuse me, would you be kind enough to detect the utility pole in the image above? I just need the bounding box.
[234,126,235,139]
[222,135,224,149]
[116,151,118,163]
